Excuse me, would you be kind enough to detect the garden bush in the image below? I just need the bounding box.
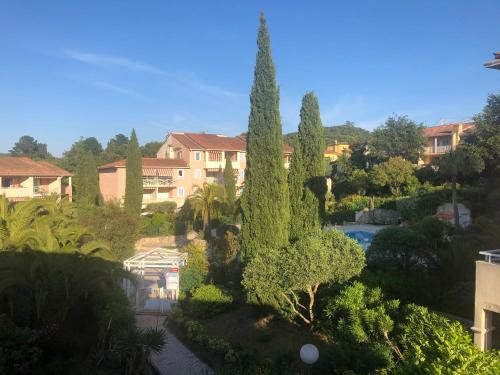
[140,212,175,237]
[190,284,233,317]
[367,227,433,273]
[179,243,209,293]
[144,201,177,214]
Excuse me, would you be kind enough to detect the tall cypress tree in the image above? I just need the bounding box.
[75,149,101,206]
[223,155,236,205]
[241,13,289,260]
[124,129,143,215]
[288,93,326,240]
[299,92,326,220]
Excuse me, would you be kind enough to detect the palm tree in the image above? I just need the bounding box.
[188,183,225,238]
[438,148,484,228]
[0,195,109,256]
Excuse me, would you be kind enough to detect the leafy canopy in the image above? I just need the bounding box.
[370,115,426,163]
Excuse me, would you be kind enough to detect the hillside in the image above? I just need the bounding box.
[284,122,370,146]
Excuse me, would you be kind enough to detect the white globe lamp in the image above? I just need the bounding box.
[300,343,319,365]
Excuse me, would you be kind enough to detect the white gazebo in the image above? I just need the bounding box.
[123,247,188,314]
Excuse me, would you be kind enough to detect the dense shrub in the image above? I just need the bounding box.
[189,284,233,317]
[321,281,400,374]
[140,212,175,236]
[179,243,209,293]
[144,201,177,214]
[78,202,139,260]
[367,227,433,273]
[395,304,500,374]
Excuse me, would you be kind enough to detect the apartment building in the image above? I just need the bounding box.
[420,122,475,165]
[0,157,72,201]
[98,158,189,207]
[98,132,293,207]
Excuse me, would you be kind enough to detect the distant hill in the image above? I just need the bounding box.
[284,122,371,146]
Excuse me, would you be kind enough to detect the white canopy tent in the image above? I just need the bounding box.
[123,247,188,313]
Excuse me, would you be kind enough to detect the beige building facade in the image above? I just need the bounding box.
[420,122,475,165]
[473,250,500,351]
[0,157,72,201]
[99,132,293,208]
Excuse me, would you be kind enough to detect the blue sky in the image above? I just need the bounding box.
[1,1,499,156]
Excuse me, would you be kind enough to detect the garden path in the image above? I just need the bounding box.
[136,314,213,375]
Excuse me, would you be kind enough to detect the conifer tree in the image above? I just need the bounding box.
[124,129,143,215]
[75,149,101,206]
[223,155,236,205]
[288,93,326,240]
[241,13,289,260]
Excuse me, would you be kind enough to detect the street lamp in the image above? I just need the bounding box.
[300,343,319,373]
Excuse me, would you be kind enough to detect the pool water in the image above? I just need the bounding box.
[345,231,374,250]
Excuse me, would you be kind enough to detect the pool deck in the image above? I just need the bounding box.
[331,224,392,234]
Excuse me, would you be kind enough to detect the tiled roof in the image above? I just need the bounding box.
[0,157,72,177]
[171,132,247,151]
[422,122,475,138]
[98,157,188,170]
[172,132,294,154]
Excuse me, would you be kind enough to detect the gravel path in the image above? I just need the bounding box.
[136,314,213,375]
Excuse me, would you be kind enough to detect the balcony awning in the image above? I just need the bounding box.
[157,168,173,177]
[143,168,156,176]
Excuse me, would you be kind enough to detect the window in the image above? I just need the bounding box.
[178,169,184,178]
[239,170,245,179]
[177,187,185,197]
[240,152,246,161]
[1,178,11,188]
[195,169,202,179]
[195,151,201,161]
[176,151,182,159]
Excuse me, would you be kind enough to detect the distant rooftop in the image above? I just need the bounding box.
[484,52,500,70]
[0,157,72,177]
[98,157,188,170]
[422,122,475,138]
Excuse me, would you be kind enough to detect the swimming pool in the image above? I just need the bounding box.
[345,231,374,250]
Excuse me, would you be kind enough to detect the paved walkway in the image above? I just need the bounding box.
[136,314,213,375]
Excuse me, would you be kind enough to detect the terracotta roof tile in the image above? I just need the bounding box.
[0,157,72,177]
[422,122,475,138]
[98,157,188,170]
[171,132,247,151]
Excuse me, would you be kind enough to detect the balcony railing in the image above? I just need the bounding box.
[479,249,500,264]
[143,177,175,187]
[425,145,452,155]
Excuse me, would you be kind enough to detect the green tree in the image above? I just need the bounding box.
[370,115,426,163]
[75,149,101,206]
[223,155,236,206]
[124,129,143,216]
[370,156,418,196]
[141,141,163,157]
[102,133,130,163]
[57,137,103,172]
[9,135,51,160]
[288,92,326,241]
[243,229,365,325]
[437,148,484,228]
[179,243,209,293]
[241,13,289,260]
[188,183,225,238]
[78,202,140,260]
[395,304,500,374]
[322,281,401,374]
[468,93,500,175]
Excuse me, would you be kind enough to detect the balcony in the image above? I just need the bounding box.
[425,145,451,155]
[0,187,33,199]
[142,177,175,188]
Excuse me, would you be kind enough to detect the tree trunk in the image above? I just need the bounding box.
[452,175,459,229]
[203,211,210,238]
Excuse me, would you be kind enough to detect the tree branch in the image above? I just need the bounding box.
[281,292,311,325]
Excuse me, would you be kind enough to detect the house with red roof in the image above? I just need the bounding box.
[0,157,72,201]
[420,122,475,165]
[98,132,293,207]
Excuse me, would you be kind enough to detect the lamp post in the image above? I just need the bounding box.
[300,343,319,374]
